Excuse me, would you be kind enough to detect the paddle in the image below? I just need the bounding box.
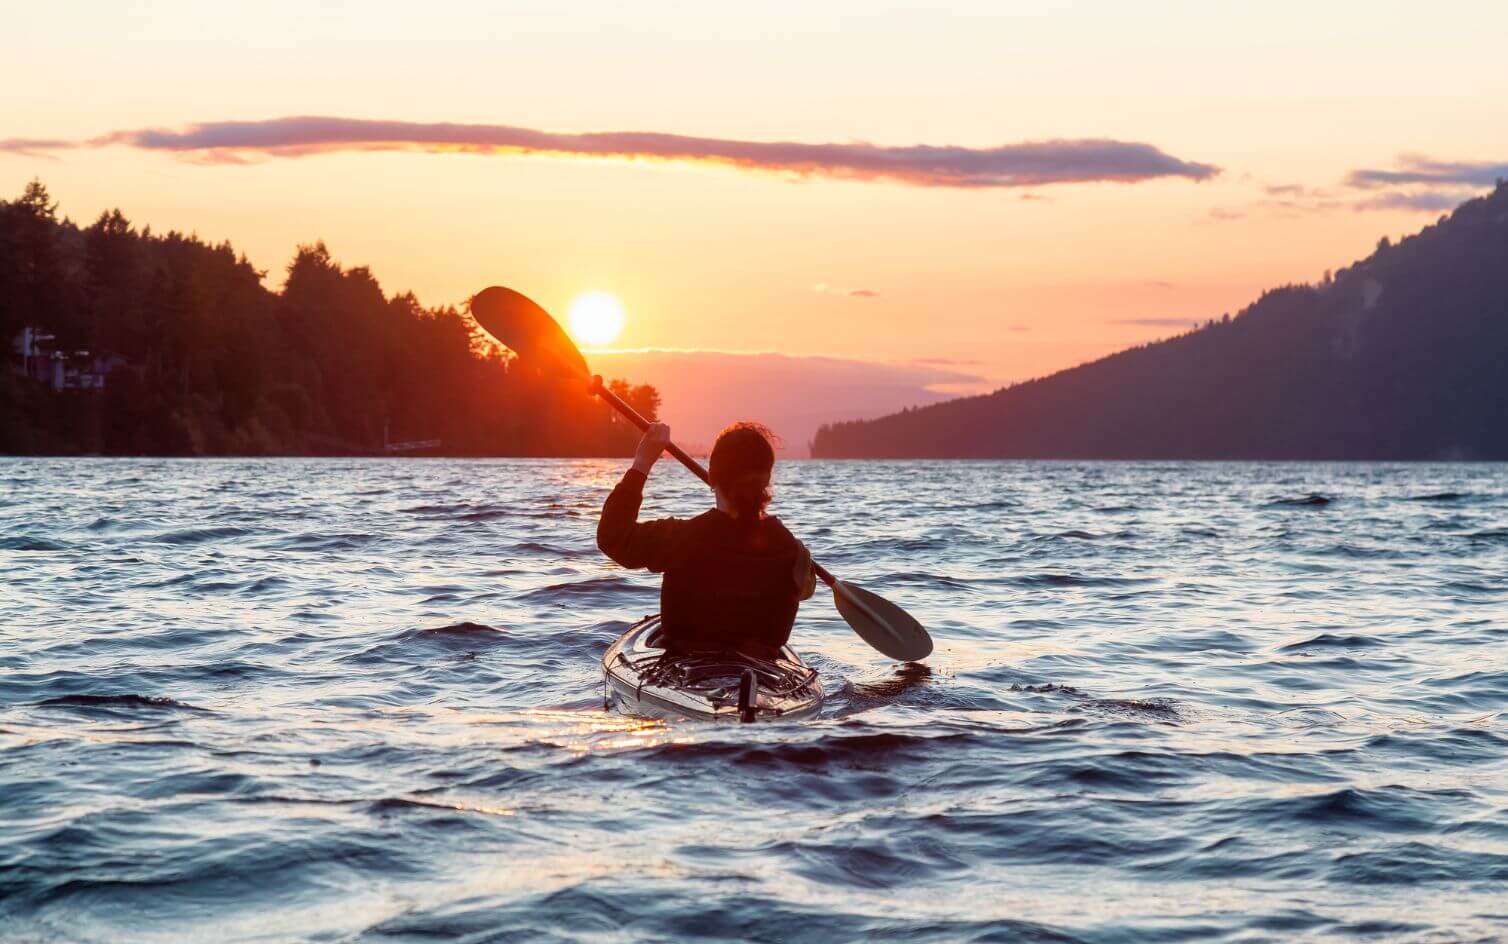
[470,285,933,662]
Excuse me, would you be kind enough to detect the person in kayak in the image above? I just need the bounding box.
[598,421,817,658]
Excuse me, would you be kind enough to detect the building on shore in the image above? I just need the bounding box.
[11,327,125,392]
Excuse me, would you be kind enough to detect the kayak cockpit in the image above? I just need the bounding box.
[603,615,823,723]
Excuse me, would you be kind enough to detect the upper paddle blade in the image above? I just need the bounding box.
[470,285,591,379]
[832,579,933,662]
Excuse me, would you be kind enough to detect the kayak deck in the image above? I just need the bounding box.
[603,615,823,723]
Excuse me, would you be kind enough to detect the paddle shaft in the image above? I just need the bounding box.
[590,375,837,587]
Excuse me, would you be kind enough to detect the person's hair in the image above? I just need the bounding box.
[708,422,778,522]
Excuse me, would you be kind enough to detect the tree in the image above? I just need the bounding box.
[0,179,71,339]
[16,178,58,221]
[608,378,661,421]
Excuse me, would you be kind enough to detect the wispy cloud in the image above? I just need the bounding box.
[1205,206,1248,222]
[3,116,1220,189]
[1209,163,1490,221]
[1352,190,1467,213]
[1346,155,1508,189]
[913,357,983,366]
[812,282,879,298]
[0,138,72,159]
[1335,155,1500,214]
[1111,317,1201,328]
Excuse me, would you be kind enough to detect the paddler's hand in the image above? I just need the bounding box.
[632,422,672,475]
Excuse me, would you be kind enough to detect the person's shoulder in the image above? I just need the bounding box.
[681,509,724,533]
[760,515,800,548]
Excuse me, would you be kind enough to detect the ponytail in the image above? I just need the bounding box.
[725,476,771,522]
[709,422,778,526]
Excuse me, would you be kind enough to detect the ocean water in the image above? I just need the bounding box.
[1,457,1506,943]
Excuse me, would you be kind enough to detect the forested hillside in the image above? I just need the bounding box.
[0,181,656,456]
[813,183,1508,460]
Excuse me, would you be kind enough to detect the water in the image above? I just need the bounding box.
[2,458,1506,943]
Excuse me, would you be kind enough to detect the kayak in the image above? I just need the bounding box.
[602,615,823,723]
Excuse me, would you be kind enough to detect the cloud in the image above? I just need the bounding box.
[811,282,879,298]
[913,357,983,366]
[1211,167,1482,220]
[1205,206,1247,222]
[590,349,984,455]
[1336,155,1499,213]
[1111,317,1201,328]
[0,138,73,158]
[1352,190,1467,213]
[12,115,1219,189]
[1346,155,1508,189]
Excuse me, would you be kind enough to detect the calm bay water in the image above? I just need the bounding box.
[2,457,1506,943]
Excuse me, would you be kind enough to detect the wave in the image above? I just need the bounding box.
[401,502,523,522]
[37,693,207,712]
[1009,572,1156,588]
[517,577,646,602]
[1077,697,1181,721]
[1236,785,1460,833]
[401,622,508,639]
[1011,682,1087,696]
[0,535,70,551]
[265,531,378,551]
[639,730,977,767]
[147,526,255,544]
[510,541,587,557]
[1280,633,1384,652]
[1266,494,1334,508]
[1038,529,1099,541]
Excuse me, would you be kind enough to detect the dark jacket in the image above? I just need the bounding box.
[597,469,814,653]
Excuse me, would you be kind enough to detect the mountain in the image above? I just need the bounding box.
[812,182,1508,460]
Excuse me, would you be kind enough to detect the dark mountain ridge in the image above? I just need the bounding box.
[813,182,1508,460]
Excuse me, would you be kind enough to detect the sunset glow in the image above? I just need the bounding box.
[568,291,625,346]
[3,1,1507,435]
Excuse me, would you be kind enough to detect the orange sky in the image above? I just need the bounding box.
[4,1,1506,410]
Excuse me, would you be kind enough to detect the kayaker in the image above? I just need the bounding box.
[598,421,817,657]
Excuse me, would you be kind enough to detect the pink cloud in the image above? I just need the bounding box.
[8,116,1220,189]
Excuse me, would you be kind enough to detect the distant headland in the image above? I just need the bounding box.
[813,182,1508,461]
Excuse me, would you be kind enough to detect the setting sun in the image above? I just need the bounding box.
[568,291,625,346]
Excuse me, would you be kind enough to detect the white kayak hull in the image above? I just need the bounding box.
[602,615,823,723]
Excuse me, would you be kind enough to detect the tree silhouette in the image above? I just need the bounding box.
[608,378,662,422]
[0,183,657,457]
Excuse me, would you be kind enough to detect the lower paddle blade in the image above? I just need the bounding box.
[832,579,933,662]
[470,286,591,380]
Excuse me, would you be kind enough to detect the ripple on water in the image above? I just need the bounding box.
[0,535,70,551]
[146,525,256,545]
